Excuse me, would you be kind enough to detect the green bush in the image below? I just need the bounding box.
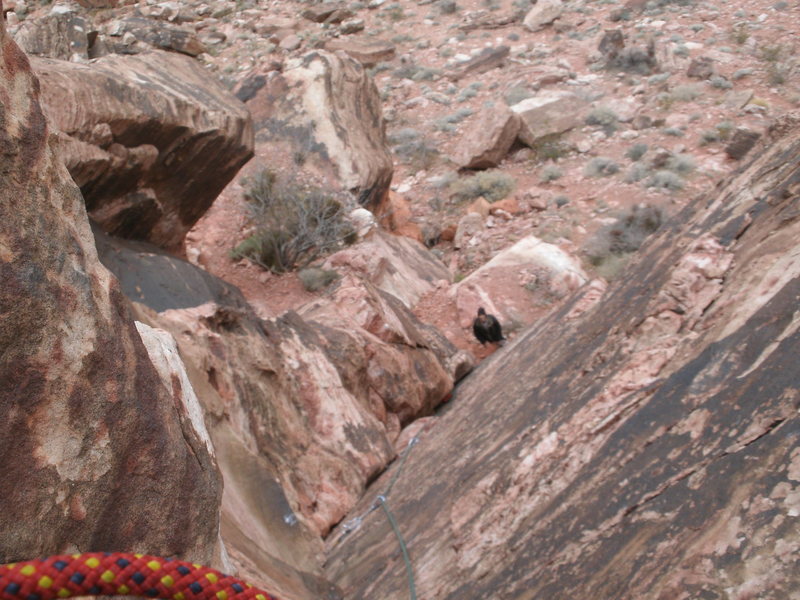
[449,170,516,202]
[231,170,357,273]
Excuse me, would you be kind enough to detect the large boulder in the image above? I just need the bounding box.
[453,104,521,169]
[32,50,253,249]
[452,235,591,329]
[239,50,393,211]
[511,91,589,147]
[323,229,452,308]
[0,23,221,562]
[325,117,800,598]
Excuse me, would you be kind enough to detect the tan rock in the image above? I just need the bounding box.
[490,195,523,215]
[324,37,396,67]
[373,191,423,243]
[466,197,492,218]
[454,104,521,169]
[244,50,393,211]
[324,229,451,308]
[454,212,485,250]
[453,235,589,329]
[0,27,220,563]
[33,50,253,249]
[523,0,564,31]
[511,91,588,147]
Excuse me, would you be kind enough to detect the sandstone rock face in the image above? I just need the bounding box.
[242,50,393,211]
[325,119,800,598]
[323,229,452,308]
[94,229,466,548]
[453,235,590,329]
[32,50,253,249]
[454,104,521,169]
[511,91,589,147]
[0,26,221,562]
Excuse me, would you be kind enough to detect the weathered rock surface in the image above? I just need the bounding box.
[13,5,90,61]
[323,229,452,308]
[105,16,206,56]
[325,117,800,598]
[454,104,520,169]
[452,235,590,329]
[511,91,589,147]
[323,37,396,67]
[94,228,467,547]
[32,50,253,249]
[523,0,563,32]
[240,50,393,211]
[0,24,221,562]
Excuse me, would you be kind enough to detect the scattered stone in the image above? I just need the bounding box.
[523,0,564,32]
[725,128,761,160]
[454,104,521,169]
[324,38,396,67]
[13,8,90,61]
[511,91,588,147]
[339,18,365,34]
[454,213,485,249]
[687,56,715,79]
[302,3,349,23]
[724,89,754,109]
[106,16,206,56]
[279,33,302,51]
[449,45,509,81]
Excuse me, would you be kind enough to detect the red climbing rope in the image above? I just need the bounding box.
[0,553,281,600]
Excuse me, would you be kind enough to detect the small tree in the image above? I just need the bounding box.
[231,170,357,273]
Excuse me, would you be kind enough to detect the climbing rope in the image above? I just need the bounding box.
[0,553,281,600]
[338,434,421,600]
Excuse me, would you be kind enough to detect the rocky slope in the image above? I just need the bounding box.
[3,0,800,599]
[324,114,800,598]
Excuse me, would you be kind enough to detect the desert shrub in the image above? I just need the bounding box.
[583,204,663,277]
[626,143,649,161]
[716,120,735,140]
[709,75,733,89]
[231,170,357,272]
[449,170,515,202]
[670,84,702,102]
[699,129,719,145]
[298,267,340,292]
[666,153,695,174]
[585,157,620,177]
[438,0,458,14]
[647,169,684,191]
[540,165,563,182]
[662,126,685,137]
[625,162,650,183]
[585,106,620,134]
